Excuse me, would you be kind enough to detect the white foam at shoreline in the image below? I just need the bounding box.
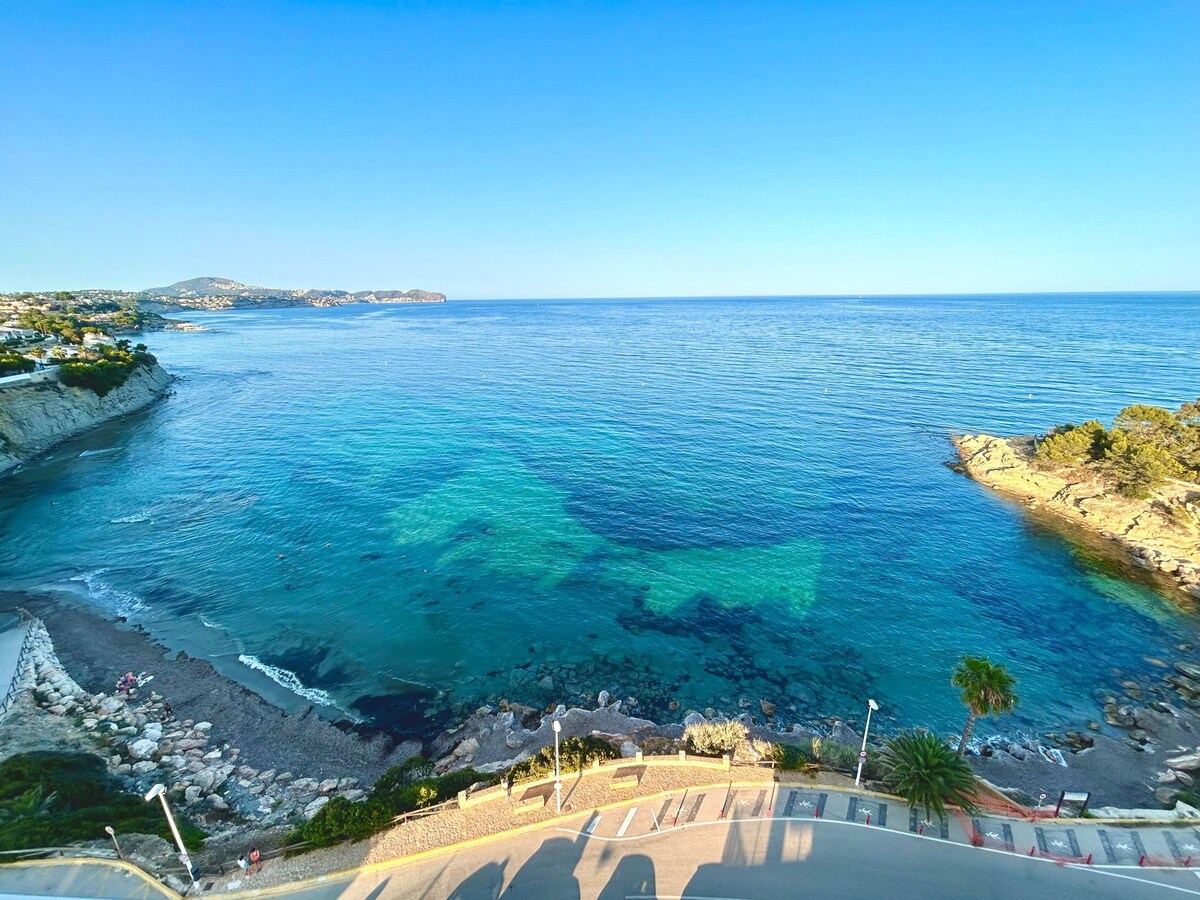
[69,569,147,616]
[238,654,337,708]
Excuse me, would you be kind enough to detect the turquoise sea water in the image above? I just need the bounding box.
[1,294,1198,741]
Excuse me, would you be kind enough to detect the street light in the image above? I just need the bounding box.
[103,825,121,859]
[854,699,880,787]
[145,784,196,886]
[552,719,563,814]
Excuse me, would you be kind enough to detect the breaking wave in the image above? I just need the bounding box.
[69,569,147,617]
[238,654,336,708]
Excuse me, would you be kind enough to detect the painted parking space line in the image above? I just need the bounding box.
[617,807,638,837]
[846,795,887,826]
[657,797,674,829]
[1099,829,1145,865]
[780,789,827,818]
[749,789,766,817]
[973,818,1015,852]
[1165,831,1200,864]
[1036,826,1081,858]
[908,807,949,839]
[584,815,601,835]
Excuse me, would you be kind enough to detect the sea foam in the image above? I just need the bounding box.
[238,654,336,708]
[69,568,147,616]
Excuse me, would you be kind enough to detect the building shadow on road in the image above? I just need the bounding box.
[446,860,507,899]
[500,834,585,899]
[596,854,656,900]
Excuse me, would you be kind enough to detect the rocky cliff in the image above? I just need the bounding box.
[955,434,1200,600]
[0,363,173,476]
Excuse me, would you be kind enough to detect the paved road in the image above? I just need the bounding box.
[0,860,172,900]
[8,786,1200,899]
[249,817,1200,900]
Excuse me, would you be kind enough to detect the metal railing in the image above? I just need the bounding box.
[0,616,38,717]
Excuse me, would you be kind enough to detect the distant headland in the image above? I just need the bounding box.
[1,276,447,315]
[139,276,447,311]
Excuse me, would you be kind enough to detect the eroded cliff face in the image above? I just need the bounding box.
[955,434,1200,601]
[0,364,173,475]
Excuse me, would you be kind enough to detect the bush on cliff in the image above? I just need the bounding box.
[0,353,35,377]
[288,758,490,850]
[1034,420,1106,465]
[504,735,619,786]
[1033,401,1200,495]
[0,752,204,858]
[59,346,156,397]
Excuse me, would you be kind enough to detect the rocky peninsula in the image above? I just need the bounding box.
[955,428,1200,602]
[0,362,173,477]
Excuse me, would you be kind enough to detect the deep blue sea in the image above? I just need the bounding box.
[2,294,1198,741]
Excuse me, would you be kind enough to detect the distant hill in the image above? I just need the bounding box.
[140,277,446,310]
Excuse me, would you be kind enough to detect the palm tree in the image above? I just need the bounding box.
[0,786,57,823]
[951,656,1018,756]
[881,730,978,821]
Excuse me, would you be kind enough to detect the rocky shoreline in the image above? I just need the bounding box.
[11,584,1200,876]
[954,434,1200,601]
[0,362,174,477]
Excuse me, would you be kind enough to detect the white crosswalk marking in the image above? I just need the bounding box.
[617,807,638,837]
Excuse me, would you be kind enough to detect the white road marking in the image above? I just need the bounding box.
[584,816,601,834]
[617,807,638,838]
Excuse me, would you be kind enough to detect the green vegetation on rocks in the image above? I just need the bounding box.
[0,353,35,377]
[504,736,619,786]
[1034,400,1200,498]
[0,752,204,859]
[59,345,157,397]
[289,758,489,850]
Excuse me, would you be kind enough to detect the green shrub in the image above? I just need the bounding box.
[682,720,749,757]
[0,752,204,858]
[769,742,817,774]
[0,353,35,376]
[288,759,491,850]
[59,347,155,397]
[1034,421,1106,465]
[505,736,619,786]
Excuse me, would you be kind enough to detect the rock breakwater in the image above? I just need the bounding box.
[6,620,366,833]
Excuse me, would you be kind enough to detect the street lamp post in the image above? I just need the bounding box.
[552,719,563,814]
[145,784,196,887]
[104,825,122,859]
[854,699,880,787]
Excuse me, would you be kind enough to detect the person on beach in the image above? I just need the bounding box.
[248,847,261,874]
[236,855,249,875]
[162,701,173,719]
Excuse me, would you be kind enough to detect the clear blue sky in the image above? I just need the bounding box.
[1,1,1196,298]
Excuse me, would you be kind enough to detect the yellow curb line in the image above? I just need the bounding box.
[0,857,181,900]
[227,777,778,898]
